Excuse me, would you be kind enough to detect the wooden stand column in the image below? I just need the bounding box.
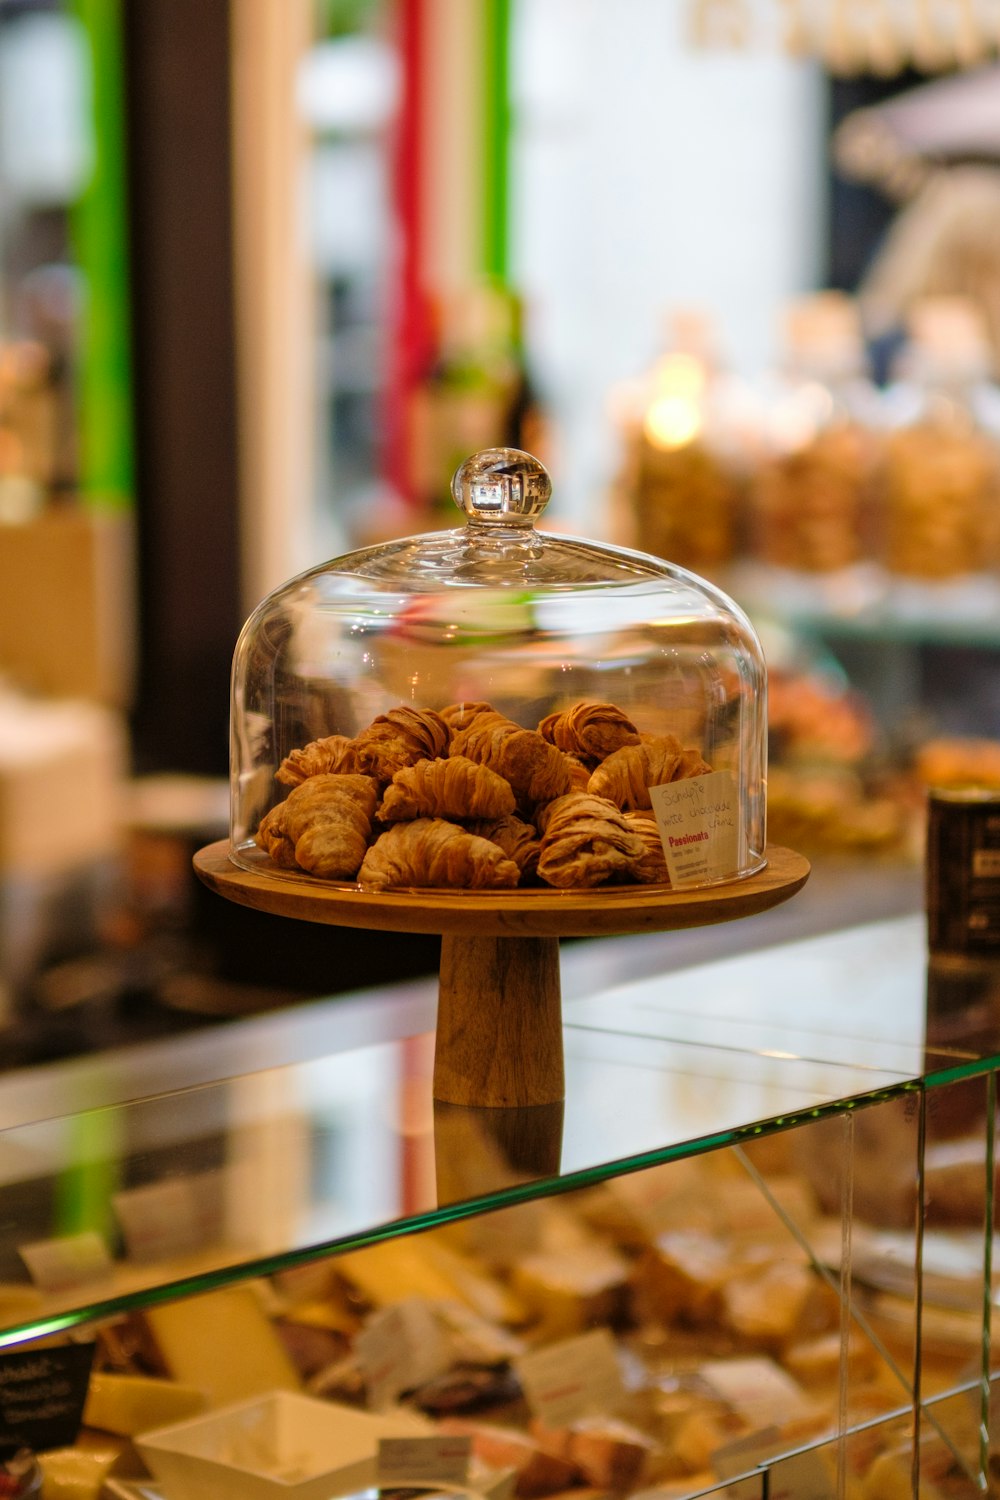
[433,934,564,1107]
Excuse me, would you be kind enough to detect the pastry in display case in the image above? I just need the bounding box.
[202,446,807,1112]
[228,445,768,893]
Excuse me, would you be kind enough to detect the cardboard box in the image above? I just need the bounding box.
[0,506,136,706]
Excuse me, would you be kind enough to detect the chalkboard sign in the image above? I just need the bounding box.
[0,1344,94,1455]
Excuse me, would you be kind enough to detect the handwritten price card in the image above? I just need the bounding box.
[649,769,739,888]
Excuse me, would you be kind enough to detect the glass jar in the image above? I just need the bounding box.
[230,448,767,894]
[610,309,755,577]
[749,292,882,582]
[880,296,1000,599]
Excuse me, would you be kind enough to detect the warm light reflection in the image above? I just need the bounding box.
[643,353,707,450]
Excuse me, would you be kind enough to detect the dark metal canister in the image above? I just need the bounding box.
[926,787,1000,954]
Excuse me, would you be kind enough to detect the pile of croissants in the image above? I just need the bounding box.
[254,700,711,890]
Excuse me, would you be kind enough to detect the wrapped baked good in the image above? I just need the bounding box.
[353,707,451,783]
[281,772,379,879]
[588,736,711,811]
[451,713,574,807]
[536,792,646,888]
[275,733,359,787]
[379,755,516,823]
[359,818,521,890]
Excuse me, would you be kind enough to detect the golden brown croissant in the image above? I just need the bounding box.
[275,733,359,787]
[587,735,710,810]
[281,772,379,879]
[439,700,496,732]
[538,701,640,762]
[536,792,646,888]
[358,818,520,890]
[379,755,516,823]
[466,813,541,881]
[353,706,450,783]
[254,802,299,868]
[451,713,574,806]
[622,811,670,884]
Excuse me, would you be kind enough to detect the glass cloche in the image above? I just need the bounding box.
[230,449,767,895]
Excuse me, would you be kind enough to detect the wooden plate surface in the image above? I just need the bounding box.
[193,840,810,939]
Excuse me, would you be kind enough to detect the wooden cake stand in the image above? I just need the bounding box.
[194,842,809,1112]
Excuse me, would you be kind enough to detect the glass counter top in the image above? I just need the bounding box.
[0,906,985,1348]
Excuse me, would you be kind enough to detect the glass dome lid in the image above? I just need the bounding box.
[230,448,767,893]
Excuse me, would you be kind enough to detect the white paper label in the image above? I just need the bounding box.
[19,1231,112,1293]
[356,1299,450,1409]
[514,1327,625,1427]
[649,769,740,888]
[378,1435,471,1487]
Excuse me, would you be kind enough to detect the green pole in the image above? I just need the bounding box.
[481,0,511,283]
[68,0,133,511]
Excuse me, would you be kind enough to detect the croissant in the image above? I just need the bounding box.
[440,700,496,732]
[281,772,379,879]
[451,713,574,806]
[276,733,359,787]
[622,811,670,884]
[587,735,711,810]
[466,813,541,881]
[254,802,299,868]
[538,701,640,763]
[359,818,520,890]
[353,707,451,783]
[379,755,516,823]
[536,792,646,888]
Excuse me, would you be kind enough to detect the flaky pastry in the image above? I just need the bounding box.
[254,802,298,868]
[538,701,640,763]
[353,706,451,783]
[440,700,496,732]
[466,812,541,881]
[588,735,711,810]
[451,713,574,806]
[536,792,646,888]
[280,772,379,879]
[276,733,359,787]
[379,755,516,823]
[623,811,670,884]
[359,818,520,890]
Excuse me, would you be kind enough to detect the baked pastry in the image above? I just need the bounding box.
[451,713,574,806]
[538,701,640,763]
[379,755,516,823]
[276,733,359,787]
[353,707,450,783]
[466,813,541,881]
[588,736,711,810]
[254,801,298,868]
[623,811,670,884]
[281,772,379,879]
[536,792,646,888]
[359,818,520,890]
[440,700,496,732]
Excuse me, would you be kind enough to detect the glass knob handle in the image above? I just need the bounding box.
[451,448,552,525]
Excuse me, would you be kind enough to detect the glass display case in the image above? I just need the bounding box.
[0,912,997,1498]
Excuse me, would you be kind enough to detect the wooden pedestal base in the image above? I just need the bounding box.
[435,934,563,1107]
[192,841,810,1119]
